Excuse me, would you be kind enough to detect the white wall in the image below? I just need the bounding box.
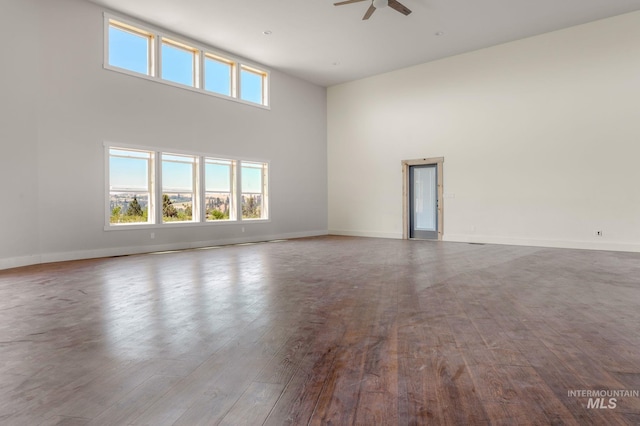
[0,0,41,267]
[328,11,640,251]
[0,0,328,269]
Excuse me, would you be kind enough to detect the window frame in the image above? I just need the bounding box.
[106,147,156,227]
[204,158,237,222]
[104,142,270,230]
[240,161,269,221]
[105,19,156,78]
[160,38,200,88]
[103,13,270,109]
[160,153,200,224]
[204,54,237,98]
[239,65,269,106]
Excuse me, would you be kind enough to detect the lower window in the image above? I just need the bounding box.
[162,153,197,223]
[206,159,235,221]
[241,161,268,220]
[109,148,153,225]
[106,145,269,227]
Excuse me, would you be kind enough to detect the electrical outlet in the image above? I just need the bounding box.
[595,230,603,237]
[150,232,155,239]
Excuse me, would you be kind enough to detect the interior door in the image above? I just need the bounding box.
[409,164,438,239]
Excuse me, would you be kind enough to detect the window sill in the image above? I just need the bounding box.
[104,65,270,111]
[104,219,270,231]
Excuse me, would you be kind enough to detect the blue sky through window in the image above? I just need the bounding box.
[108,20,267,106]
[241,165,262,193]
[206,162,231,192]
[205,58,231,96]
[108,26,149,74]
[162,157,194,192]
[110,150,263,195]
[161,42,194,86]
[110,156,148,190]
[240,69,263,104]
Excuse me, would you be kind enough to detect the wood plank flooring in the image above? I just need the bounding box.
[1,236,639,425]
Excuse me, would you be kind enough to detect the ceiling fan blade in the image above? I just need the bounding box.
[334,0,367,5]
[388,0,412,15]
[362,4,376,20]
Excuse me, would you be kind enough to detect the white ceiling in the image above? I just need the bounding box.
[87,0,640,87]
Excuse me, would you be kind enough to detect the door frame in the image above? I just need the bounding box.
[402,157,444,240]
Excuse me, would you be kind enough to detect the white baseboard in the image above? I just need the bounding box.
[444,233,640,253]
[0,255,43,271]
[0,230,328,271]
[326,229,640,252]
[328,229,403,239]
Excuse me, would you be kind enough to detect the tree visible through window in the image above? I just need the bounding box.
[109,148,152,224]
[206,159,235,221]
[106,145,269,227]
[162,154,196,222]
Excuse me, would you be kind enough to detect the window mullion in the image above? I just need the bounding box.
[148,34,154,76]
[197,156,204,222]
[195,51,202,89]
[148,152,155,223]
[155,35,161,79]
[263,164,268,219]
[155,152,163,224]
[104,145,110,226]
[236,161,243,221]
[235,63,241,100]
[231,160,237,221]
[232,61,238,98]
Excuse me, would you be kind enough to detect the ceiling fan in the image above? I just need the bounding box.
[334,0,412,20]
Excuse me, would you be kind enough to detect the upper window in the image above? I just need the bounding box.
[104,15,269,107]
[161,38,198,87]
[205,54,235,97]
[107,21,153,76]
[240,66,267,105]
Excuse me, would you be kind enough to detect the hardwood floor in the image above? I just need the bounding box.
[1,236,639,425]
